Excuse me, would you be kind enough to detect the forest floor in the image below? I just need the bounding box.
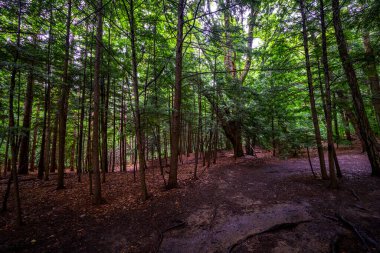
[1,147,380,253]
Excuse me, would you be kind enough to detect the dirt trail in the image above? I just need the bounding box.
[1,150,379,252]
[157,152,380,253]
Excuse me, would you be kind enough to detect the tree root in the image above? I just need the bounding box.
[350,189,360,201]
[336,213,379,252]
[330,233,342,253]
[154,220,187,253]
[228,220,311,253]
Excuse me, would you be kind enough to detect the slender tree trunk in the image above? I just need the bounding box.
[3,135,9,177]
[120,85,125,172]
[194,85,201,179]
[50,110,58,173]
[168,0,185,189]
[319,0,338,187]
[112,79,116,172]
[57,0,72,189]
[299,0,328,179]
[30,106,40,172]
[101,27,111,183]
[69,130,76,171]
[77,24,89,183]
[38,4,53,180]
[332,0,380,176]
[8,0,22,226]
[18,53,35,174]
[332,93,340,147]
[91,0,103,204]
[129,0,148,199]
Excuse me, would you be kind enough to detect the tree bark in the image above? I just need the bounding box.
[8,0,23,226]
[129,0,148,199]
[319,0,338,187]
[38,4,53,180]
[77,23,89,183]
[167,0,185,189]
[101,27,111,182]
[332,0,380,176]
[30,106,40,172]
[57,0,72,189]
[18,49,35,175]
[299,0,328,179]
[91,0,103,204]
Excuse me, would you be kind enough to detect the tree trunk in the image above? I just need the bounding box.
[129,0,148,199]
[30,107,39,172]
[91,0,103,204]
[77,23,89,183]
[38,4,53,180]
[112,79,116,172]
[167,0,185,189]
[8,0,23,226]
[50,110,58,173]
[3,134,10,177]
[332,0,380,176]
[18,56,35,175]
[57,0,72,189]
[319,0,338,187]
[299,0,328,179]
[101,27,111,182]
[194,85,201,179]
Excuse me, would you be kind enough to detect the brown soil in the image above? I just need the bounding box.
[1,148,379,253]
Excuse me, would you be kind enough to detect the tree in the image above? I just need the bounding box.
[128,0,148,199]
[299,0,328,180]
[8,0,23,226]
[57,0,72,189]
[319,0,338,186]
[167,0,186,189]
[91,0,104,205]
[332,0,380,176]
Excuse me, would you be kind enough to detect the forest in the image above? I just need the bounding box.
[0,0,380,252]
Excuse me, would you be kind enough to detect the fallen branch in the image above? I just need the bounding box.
[228,220,311,253]
[336,213,379,252]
